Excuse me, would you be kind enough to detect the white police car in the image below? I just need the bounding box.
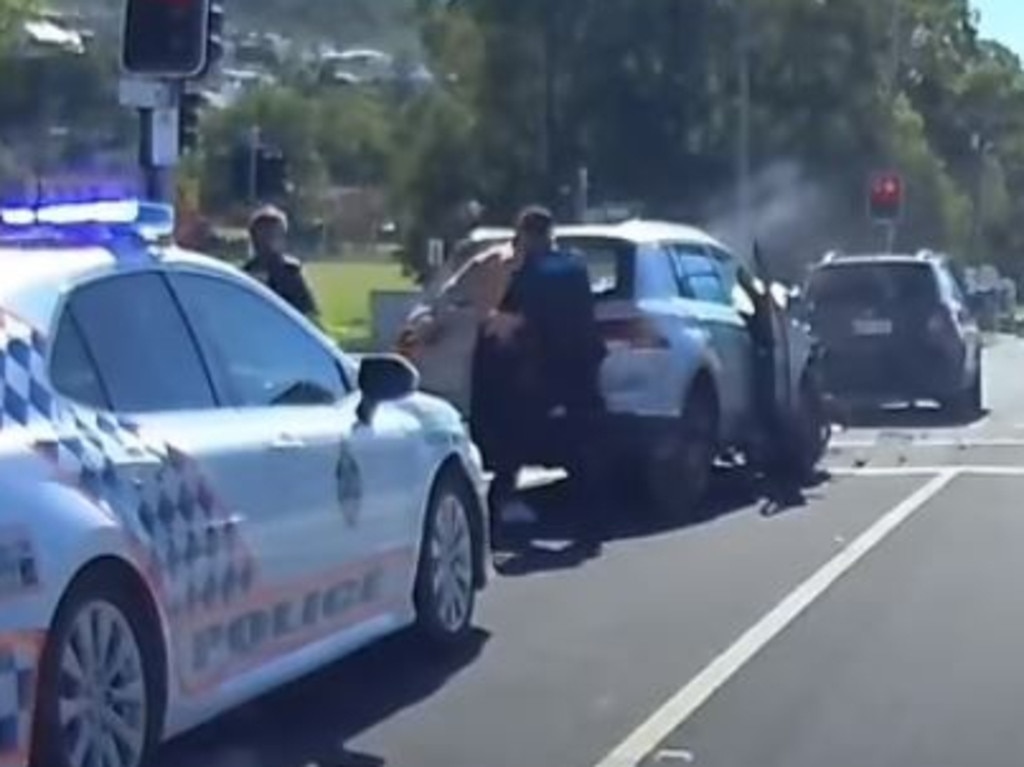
[0,198,488,767]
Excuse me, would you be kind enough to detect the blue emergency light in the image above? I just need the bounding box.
[0,197,175,244]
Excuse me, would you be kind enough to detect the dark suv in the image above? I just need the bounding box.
[805,251,982,415]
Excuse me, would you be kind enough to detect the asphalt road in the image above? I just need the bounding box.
[156,335,1024,767]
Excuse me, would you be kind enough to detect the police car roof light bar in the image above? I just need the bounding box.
[0,198,175,242]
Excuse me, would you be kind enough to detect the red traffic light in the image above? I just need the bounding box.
[122,0,212,78]
[868,171,904,221]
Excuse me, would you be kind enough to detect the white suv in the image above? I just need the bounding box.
[400,219,829,517]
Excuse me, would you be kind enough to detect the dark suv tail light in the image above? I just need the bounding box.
[927,309,955,338]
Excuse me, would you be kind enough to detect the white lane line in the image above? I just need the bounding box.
[829,465,1024,477]
[832,437,1024,449]
[591,469,959,767]
[827,466,948,477]
[968,414,992,432]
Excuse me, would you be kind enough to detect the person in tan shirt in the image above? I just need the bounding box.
[397,236,525,413]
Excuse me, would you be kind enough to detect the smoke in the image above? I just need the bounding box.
[703,160,843,281]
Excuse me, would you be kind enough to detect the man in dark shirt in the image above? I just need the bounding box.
[474,206,607,552]
[243,205,319,319]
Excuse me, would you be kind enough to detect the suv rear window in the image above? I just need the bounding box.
[808,262,939,307]
[557,236,634,300]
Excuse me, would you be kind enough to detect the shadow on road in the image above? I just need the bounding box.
[154,628,490,767]
[836,402,990,430]
[494,467,832,577]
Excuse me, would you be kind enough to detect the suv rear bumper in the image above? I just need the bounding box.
[820,345,966,403]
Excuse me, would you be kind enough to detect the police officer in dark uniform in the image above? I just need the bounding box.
[243,205,319,319]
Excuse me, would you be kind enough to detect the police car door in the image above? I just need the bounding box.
[168,271,420,648]
[50,271,279,693]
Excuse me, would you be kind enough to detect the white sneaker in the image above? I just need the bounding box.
[500,500,538,525]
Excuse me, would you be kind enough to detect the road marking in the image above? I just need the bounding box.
[832,436,1024,449]
[828,465,1024,477]
[968,414,992,432]
[591,469,959,767]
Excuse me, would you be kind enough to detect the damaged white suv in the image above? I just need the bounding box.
[398,219,830,518]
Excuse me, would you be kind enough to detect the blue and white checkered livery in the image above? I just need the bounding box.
[0,193,488,767]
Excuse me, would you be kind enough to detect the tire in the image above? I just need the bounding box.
[646,380,718,522]
[31,567,164,767]
[968,360,983,413]
[414,469,478,648]
[941,360,982,419]
[774,370,831,481]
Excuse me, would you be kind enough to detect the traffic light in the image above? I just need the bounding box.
[178,89,204,152]
[205,2,225,75]
[229,144,290,201]
[122,0,212,78]
[257,148,288,198]
[868,171,904,222]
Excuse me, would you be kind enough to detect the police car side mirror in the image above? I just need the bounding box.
[357,354,420,424]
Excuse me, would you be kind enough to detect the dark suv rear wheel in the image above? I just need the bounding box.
[941,356,982,418]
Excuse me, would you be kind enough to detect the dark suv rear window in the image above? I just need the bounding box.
[808,262,939,307]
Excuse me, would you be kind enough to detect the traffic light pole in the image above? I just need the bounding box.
[248,125,261,204]
[884,221,897,254]
[138,105,178,203]
[139,109,163,202]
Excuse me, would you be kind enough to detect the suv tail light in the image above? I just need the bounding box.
[600,317,669,350]
[926,309,962,352]
[927,309,954,338]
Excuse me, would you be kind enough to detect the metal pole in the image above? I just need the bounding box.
[737,0,753,258]
[884,221,897,254]
[542,12,557,207]
[248,125,261,203]
[968,134,985,260]
[138,108,163,201]
[575,165,589,223]
[889,0,903,93]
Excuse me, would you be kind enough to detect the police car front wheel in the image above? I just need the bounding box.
[31,566,164,767]
[414,470,478,647]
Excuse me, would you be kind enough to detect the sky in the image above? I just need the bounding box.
[975,0,1024,57]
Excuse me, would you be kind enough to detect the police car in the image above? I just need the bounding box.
[0,197,488,767]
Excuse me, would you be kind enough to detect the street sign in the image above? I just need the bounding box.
[868,171,904,222]
[118,76,176,109]
[150,107,180,167]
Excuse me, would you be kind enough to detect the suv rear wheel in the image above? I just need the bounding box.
[646,380,718,521]
[941,354,982,418]
[773,369,830,481]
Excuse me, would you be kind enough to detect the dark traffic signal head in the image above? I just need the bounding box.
[206,3,225,73]
[869,172,904,222]
[229,143,289,201]
[178,89,204,152]
[122,0,212,78]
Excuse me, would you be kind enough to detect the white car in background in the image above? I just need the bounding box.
[399,220,829,517]
[0,199,488,767]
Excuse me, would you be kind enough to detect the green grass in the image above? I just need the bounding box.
[306,261,417,348]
